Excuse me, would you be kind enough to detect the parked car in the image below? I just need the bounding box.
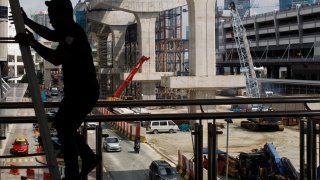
[149,160,178,180]
[103,137,121,152]
[146,120,179,134]
[12,138,29,155]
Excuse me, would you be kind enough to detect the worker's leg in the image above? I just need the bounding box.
[54,98,82,179]
[73,97,101,178]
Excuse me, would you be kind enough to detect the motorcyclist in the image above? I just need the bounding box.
[134,136,140,152]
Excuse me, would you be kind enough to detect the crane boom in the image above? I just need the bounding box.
[112,55,150,98]
[230,2,260,98]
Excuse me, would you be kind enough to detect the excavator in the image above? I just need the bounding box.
[107,55,150,101]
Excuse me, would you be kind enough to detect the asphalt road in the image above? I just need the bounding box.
[86,123,184,180]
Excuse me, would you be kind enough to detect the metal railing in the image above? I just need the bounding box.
[0,96,319,180]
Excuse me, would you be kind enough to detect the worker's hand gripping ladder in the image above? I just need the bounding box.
[9,0,61,179]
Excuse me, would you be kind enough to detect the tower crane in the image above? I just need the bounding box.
[230,2,260,98]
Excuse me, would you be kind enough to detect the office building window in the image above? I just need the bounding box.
[0,6,8,19]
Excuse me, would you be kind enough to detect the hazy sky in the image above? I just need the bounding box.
[20,0,279,16]
[20,0,79,15]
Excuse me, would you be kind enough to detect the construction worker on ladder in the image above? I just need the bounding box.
[15,0,101,179]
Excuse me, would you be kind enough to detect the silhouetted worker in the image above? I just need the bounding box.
[15,0,100,179]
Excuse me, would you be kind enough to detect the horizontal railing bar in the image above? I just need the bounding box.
[0,96,319,109]
[0,110,319,123]
[0,165,48,169]
[0,153,46,158]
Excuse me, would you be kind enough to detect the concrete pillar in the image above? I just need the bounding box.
[135,12,158,73]
[141,82,156,100]
[189,90,216,113]
[297,6,302,44]
[135,12,158,100]
[109,26,127,70]
[273,66,280,79]
[274,11,279,46]
[187,0,216,76]
[187,0,216,114]
[287,66,292,79]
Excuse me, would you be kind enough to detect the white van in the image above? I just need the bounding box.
[146,120,179,134]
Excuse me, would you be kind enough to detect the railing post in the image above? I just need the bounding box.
[306,117,314,180]
[300,118,305,180]
[312,119,317,179]
[81,125,88,180]
[208,122,217,180]
[192,123,203,180]
[96,123,103,180]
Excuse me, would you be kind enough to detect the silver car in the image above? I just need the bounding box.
[103,137,121,152]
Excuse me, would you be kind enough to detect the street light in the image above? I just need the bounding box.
[224,118,233,180]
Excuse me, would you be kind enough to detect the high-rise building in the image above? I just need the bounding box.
[279,0,315,11]
[224,0,250,18]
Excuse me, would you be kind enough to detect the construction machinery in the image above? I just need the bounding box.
[230,2,260,98]
[107,55,150,101]
[236,143,299,180]
[230,2,284,131]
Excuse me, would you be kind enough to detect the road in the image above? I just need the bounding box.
[86,123,184,180]
[0,123,47,180]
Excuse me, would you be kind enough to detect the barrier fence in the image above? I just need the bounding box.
[0,97,319,180]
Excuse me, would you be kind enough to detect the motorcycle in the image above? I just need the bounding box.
[134,138,140,153]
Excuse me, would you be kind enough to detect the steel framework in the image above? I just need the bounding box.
[230,2,260,97]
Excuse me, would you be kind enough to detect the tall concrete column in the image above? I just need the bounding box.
[187,0,216,113]
[135,12,158,100]
[135,12,158,73]
[187,0,216,77]
[110,26,127,70]
[189,90,216,113]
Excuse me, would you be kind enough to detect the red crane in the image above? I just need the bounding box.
[110,55,150,100]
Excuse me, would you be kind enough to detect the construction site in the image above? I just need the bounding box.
[0,0,319,180]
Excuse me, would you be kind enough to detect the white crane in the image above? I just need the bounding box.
[230,2,260,98]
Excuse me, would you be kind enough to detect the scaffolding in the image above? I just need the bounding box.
[155,5,189,99]
[155,6,189,75]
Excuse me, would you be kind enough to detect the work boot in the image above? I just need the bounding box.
[79,154,102,179]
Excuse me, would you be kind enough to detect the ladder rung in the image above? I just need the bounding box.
[0,165,48,169]
[0,153,46,158]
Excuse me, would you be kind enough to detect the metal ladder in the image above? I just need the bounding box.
[7,0,61,179]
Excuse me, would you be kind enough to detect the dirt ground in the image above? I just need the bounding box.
[144,103,315,172]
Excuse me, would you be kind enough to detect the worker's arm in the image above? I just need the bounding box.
[15,31,64,66]
[31,41,64,66]
[22,8,59,42]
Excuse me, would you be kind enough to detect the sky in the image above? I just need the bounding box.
[20,0,279,16]
[20,0,79,15]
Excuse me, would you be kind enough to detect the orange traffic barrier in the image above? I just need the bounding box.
[36,146,43,153]
[9,164,20,175]
[26,168,35,179]
[43,172,51,180]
